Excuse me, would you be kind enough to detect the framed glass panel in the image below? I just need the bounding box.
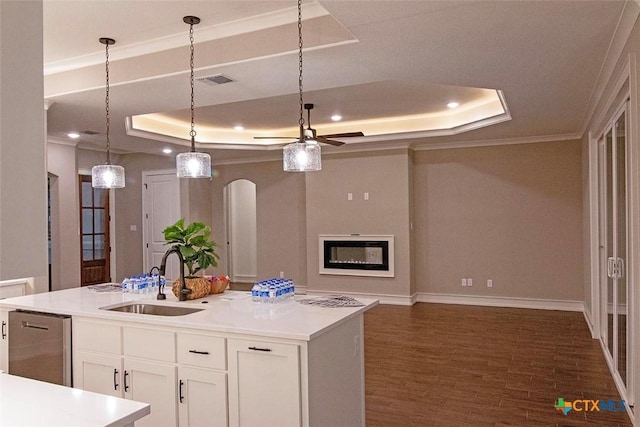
[82,209,93,234]
[82,235,94,261]
[81,181,93,207]
[94,209,104,234]
[93,188,106,208]
[605,128,614,360]
[95,234,105,260]
[615,111,627,385]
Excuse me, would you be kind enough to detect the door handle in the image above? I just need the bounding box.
[1,321,6,340]
[21,321,49,331]
[124,370,129,392]
[607,257,615,278]
[179,379,185,403]
[113,369,119,391]
[248,346,272,352]
[617,258,625,279]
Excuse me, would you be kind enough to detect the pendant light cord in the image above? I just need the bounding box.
[189,21,197,152]
[298,0,305,138]
[104,41,112,164]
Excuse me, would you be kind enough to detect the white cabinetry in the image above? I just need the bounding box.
[0,309,10,372]
[73,319,178,427]
[177,332,228,427]
[0,282,25,300]
[227,339,301,427]
[72,310,367,427]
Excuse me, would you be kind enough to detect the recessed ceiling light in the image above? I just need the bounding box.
[162,148,172,154]
[67,132,80,139]
[331,115,342,122]
[233,125,244,131]
[447,102,460,109]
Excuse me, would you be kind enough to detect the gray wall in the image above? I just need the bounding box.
[305,149,412,297]
[413,141,584,301]
[0,0,48,293]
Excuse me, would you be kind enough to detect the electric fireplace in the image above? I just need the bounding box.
[319,235,394,277]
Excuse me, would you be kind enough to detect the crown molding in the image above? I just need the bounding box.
[579,0,639,136]
[44,2,329,75]
[412,133,581,151]
[47,136,78,147]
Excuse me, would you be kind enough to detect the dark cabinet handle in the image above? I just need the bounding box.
[124,370,129,392]
[248,346,272,352]
[188,349,210,355]
[1,321,6,340]
[113,369,119,391]
[179,379,185,403]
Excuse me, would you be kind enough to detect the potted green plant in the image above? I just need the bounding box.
[162,218,222,298]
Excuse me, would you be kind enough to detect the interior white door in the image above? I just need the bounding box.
[598,102,630,400]
[224,179,257,283]
[142,171,181,279]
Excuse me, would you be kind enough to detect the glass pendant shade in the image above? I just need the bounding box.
[176,151,211,178]
[91,164,125,188]
[283,141,321,172]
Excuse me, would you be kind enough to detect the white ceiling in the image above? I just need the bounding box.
[44,0,636,161]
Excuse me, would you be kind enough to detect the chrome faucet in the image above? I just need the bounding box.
[155,246,191,302]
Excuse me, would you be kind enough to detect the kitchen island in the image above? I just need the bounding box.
[0,286,378,427]
[0,373,150,427]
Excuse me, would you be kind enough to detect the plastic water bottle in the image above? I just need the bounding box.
[251,283,260,302]
[151,273,159,294]
[259,281,269,303]
[131,276,140,295]
[268,284,277,303]
[121,277,130,293]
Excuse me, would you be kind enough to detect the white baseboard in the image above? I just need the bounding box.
[301,289,584,311]
[415,292,584,312]
[582,309,598,339]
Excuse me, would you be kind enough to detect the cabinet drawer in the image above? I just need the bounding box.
[177,332,226,370]
[75,320,122,354]
[124,327,175,362]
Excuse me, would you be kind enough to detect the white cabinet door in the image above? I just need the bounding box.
[124,357,177,427]
[0,309,9,372]
[74,350,123,397]
[227,339,301,427]
[178,366,228,427]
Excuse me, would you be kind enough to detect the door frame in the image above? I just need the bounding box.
[78,170,117,284]
[587,55,637,408]
[141,169,180,274]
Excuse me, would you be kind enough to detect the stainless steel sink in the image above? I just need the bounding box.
[100,302,203,316]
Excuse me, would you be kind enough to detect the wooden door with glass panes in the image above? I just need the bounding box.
[80,175,110,285]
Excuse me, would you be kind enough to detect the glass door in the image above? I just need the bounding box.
[599,103,629,390]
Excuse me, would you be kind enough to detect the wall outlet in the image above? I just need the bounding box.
[279,271,284,278]
[461,278,467,287]
[467,278,473,287]
[347,192,353,201]
[487,279,493,288]
[364,192,369,200]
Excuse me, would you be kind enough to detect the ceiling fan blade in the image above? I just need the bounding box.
[318,132,364,139]
[253,136,298,140]
[317,137,345,146]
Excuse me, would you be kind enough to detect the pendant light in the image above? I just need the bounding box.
[92,37,125,188]
[176,16,212,178]
[283,0,321,172]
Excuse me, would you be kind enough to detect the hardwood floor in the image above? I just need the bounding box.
[364,303,632,426]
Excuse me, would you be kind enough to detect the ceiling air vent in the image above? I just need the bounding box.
[197,74,235,86]
[80,130,100,135]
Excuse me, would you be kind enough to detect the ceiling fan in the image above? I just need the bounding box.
[254,103,364,146]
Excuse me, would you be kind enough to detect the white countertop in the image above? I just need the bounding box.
[0,373,149,427]
[0,287,378,341]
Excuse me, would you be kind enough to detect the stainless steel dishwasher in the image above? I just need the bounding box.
[8,310,72,386]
